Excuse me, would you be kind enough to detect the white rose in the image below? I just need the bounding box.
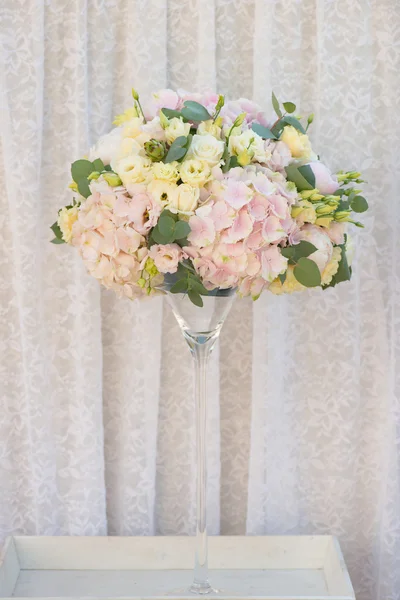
[152,161,180,183]
[147,179,178,207]
[197,120,222,139]
[88,127,122,166]
[179,159,211,187]
[168,183,200,215]
[187,134,225,166]
[228,129,268,163]
[116,155,152,188]
[165,117,191,144]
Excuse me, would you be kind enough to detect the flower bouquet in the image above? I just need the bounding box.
[51,87,368,594]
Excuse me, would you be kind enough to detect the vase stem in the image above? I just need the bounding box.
[187,336,215,595]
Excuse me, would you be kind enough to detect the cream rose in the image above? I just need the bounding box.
[152,161,180,183]
[197,120,222,139]
[179,159,211,187]
[280,125,314,160]
[187,134,225,166]
[58,206,79,243]
[147,179,178,207]
[165,117,191,144]
[117,155,152,187]
[168,183,200,215]
[88,127,122,166]
[228,129,268,163]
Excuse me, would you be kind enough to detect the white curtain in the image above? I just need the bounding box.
[1,1,399,598]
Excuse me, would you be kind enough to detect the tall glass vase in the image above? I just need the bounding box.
[165,289,236,595]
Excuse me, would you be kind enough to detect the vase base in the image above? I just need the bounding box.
[188,580,216,595]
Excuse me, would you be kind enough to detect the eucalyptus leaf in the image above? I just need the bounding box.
[283,101,296,114]
[151,226,173,245]
[174,220,191,240]
[92,158,105,172]
[77,177,91,198]
[50,237,65,244]
[278,272,287,284]
[251,123,277,139]
[50,222,63,239]
[71,160,94,183]
[293,257,321,287]
[271,91,282,117]
[298,165,316,189]
[281,246,295,259]
[158,215,175,237]
[164,136,189,163]
[350,195,368,213]
[170,279,189,294]
[285,164,314,191]
[229,156,239,169]
[332,247,351,285]
[181,101,212,122]
[189,278,209,296]
[161,108,183,120]
[293,240,317,259]
[188,289,204,307]
[281,116,306,134]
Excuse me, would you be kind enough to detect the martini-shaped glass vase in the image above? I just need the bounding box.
[165,288,236,595]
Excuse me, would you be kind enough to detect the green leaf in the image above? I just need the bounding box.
[278,272,287,284]
[161,108,183,120]
[188,289,204,307]
[151,226,173,245]
[297,165,316,189]
[221,145,231,173]
[283,101,296,114]
[350,195,368,213]
[92,158,105,172]
[50,221,63,239]
[281,116,306,134]
[293,240,317,259]
[281,246,295,259]
[158,215,176,238]
[229,156,239,169]
[271,91,282,117]
[174,220,191,240]
[337,199,350,211]
[50,237,65,244]
[189,277,209,296]
[71,159,94,183]
[285,164,314,191]
[251,123,277,139]
[170,279,189,294]
[164,136,189,163]
[181,101,212,122]
[293,257,321,287]
[331,247,351,286]
[77,178,91,198]
[103,164,112,172]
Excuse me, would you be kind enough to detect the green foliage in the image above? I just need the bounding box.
[251,123,277,140]
[271,91,282,117]
[161,108,182,120]
[174,220,191,240]
[150,210,191,245]
[350,195,368,213]
[50,237,65,244]
[283,101,296,113]
[282,115,306,133]
[285,164,315,191]
[92,158,105,172]
[71,160,94,183]
[181,100,212,122]
[281,240,317,262]
[293,257,321,287]
[77,178,91,198]
[164,135,191,163]
[168,260,211,307]
[188,289,203,307]
[50,221,65,244]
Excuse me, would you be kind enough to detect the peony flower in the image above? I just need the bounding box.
[298,224,333,272]
[187,134,225,167]
[168,183,200,215]
[88,127,122,165]
[307,161,339,195]
[149,243,182,274]
[260,245,288,282]
[327,222,346,246]
[223,179,253,210]
[188,214,216,247]
[280,125,315,160]
[116,155,152,189]
[152,161,180,183]
[179,159,211,187]
[165,117,191,144]
[58,205,79,243]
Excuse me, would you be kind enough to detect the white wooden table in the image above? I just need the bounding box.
[0,535,355,600]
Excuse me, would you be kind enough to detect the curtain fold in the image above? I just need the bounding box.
[1,1,399,598]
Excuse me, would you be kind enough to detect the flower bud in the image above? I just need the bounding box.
[131,88,139,101]
[69,181,78,191]
[144,139,166,162]
[310,192,325,201]
[233,112,246,128]
[307,113,314,125]
[215,95,225,112]
[334,210,352,222]
[315,216,334,227]
[102,172,122,186]
[137,278,146,288]
[237,149,253,166]
[88,171,100,181]
[159,110,169,129]
[315,204,334,215]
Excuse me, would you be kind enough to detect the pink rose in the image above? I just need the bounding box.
[149,243,182,274]
[308,162,339,195]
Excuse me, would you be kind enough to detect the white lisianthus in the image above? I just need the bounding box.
[197,120,222,139]
[179,159,211,187]
[122,117,144,139]
[165,117,191,144]
[187,134,225,166]
[280,126,315,160]
[58,206,79,243]
[116,155,152,187]
[147,179,178,207]
[228,129,269,163]
[152,161,180,183]
[168,183,200,215]
[88,127,123,166]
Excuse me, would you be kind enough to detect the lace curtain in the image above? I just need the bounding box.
[1,1,399,598]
